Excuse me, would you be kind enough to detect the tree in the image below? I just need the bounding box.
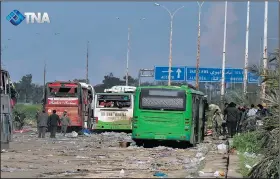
[248,48,279,178]
[13,74,44,104]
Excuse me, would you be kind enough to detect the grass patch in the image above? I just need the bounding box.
[237,152,261,177]
[232,131,262,153]
[13,103,42,122]
[232,131,263,177]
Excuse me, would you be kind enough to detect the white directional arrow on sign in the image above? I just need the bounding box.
[176,68,182,78]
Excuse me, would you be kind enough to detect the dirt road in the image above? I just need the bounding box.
[1,129,214,178]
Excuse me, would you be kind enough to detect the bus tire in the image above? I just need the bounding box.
[134,139,144,147]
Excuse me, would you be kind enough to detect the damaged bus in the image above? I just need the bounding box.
[93,86,136,131]
[1,69,17,149]
[132,85,207,147]
[43,81,95,131]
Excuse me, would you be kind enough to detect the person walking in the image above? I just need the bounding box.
[37,110,49,138]
[224,102,240,138]
[60,110,71,136]
[48,110,60,138]
[212,109,223,139]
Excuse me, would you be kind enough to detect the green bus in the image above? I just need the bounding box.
[132,85,207,146]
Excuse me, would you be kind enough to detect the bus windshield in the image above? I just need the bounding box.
[47,86,78,97]
[139,88,186,111]
[96,94,131,108]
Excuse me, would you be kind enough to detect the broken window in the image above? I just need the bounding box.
[96,94,131,108]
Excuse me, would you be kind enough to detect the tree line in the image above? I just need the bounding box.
[12,73,141,104]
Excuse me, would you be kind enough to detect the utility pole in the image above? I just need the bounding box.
[243,1,250,98]
[220,1,228,109]
[261,1,268,103]
[195,1,204,90]
[86,41,89,84]
[126,26,131,86]
[155,3,185,86]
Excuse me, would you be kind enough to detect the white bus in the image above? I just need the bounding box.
[93,86,136,131]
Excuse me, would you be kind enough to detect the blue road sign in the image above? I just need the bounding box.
[248,72,259,83]
[154,66,185,81]
[186,67,245,83]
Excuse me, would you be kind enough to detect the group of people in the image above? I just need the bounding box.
[36,110,71,138]
[212,102,270,139]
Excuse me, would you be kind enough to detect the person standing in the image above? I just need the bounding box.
[247,104,258,117]
[48,110,60,138]
[60,111,71,136]
[224,102,240,138]
[221,103,229,135]
[38,110,49,138]
[19,112,26,130]
[35,110,40,133]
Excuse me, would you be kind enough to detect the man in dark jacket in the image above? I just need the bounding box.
[48,110,60,138]
[224,102,240,138]
[38,110,49,138]
[221,103,229,135]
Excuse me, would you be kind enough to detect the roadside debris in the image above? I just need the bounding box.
[154,171,168,177]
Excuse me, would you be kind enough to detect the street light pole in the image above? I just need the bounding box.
[86,41,89,84]
[243,1,250,98]
[220,1,228,108]
[116,17,145,86]
[126,26,131,86]
[155,3,185,86]
[195,1,204,90]
[261,1,268,103]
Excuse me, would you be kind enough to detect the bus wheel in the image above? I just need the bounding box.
[134,140,143,147]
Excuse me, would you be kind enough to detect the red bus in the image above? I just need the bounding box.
[43,81,95,131]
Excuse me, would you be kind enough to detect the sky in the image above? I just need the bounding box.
[1,1,279,85]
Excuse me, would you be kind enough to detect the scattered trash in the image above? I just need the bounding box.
[206,129,212,136]
[245,164,252,169]
[195,152,203,158]
[119,141,131,148]
[120,169,125,177]
[154,172,168,177]
[217,143,227,154]
[66,131,78,138]
[76,155,89,159]
[1,149,7,153]
[1,166,25,172]
[213,170,225,177]
[77,169,89,172]
[243,152,257,158]
[13,129,32,133]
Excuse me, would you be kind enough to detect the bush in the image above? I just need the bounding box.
[232,131,262,153]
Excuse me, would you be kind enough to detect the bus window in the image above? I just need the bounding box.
[140,88,186,111]
[96,94,131,108]
[48,87,78,97]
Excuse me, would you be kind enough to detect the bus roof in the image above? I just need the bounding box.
[104,86,136,93]
[137,85,205,96]
[97,92,132,95]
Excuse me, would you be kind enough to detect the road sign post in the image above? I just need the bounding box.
[154,66,185,81]
[153,66,259,84]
